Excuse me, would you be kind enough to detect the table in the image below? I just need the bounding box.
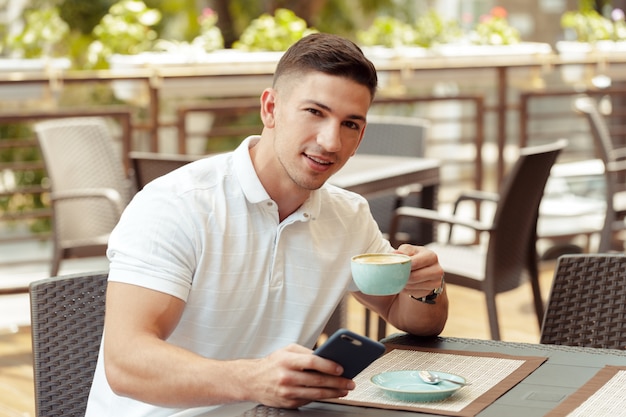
[330,154,439,201]
[176,335,626,417]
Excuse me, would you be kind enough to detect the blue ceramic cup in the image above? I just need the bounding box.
[351,253,411,295]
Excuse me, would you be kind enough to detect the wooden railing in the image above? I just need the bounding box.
[519,87,626,156]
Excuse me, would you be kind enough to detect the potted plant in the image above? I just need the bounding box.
[557,2,626,84]
[558,1,626,49]
[357,11,462,61]
[560,3,613,43]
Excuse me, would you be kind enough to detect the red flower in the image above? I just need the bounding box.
[491,6,507,19]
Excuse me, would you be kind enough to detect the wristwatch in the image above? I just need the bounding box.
[410,274,445,305]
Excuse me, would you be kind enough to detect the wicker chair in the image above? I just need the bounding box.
[573,96,626,252]
[540,254,626,349]
[35,117,134,276]
[388,140,567,340]
[29,271,108,417]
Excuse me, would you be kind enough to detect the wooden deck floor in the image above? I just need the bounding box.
[0,260,556,417]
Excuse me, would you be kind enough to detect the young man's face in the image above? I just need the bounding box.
[266,71,372,192]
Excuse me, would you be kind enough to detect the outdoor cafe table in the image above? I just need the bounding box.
[175,334,626,417]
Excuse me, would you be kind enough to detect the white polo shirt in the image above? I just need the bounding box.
[86,136,391,416]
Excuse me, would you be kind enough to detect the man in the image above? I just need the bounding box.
[86,32,447,416]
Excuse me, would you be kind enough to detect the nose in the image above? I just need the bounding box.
[316,122,342,152]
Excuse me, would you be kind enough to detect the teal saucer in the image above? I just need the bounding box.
[370,370,465,402]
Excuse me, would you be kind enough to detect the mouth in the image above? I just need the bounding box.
[305,153,334,170]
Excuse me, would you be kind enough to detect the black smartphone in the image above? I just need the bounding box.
[313,328,386,379]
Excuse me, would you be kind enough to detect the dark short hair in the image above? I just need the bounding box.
[273,33,378,100]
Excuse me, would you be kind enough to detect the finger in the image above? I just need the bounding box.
[289,372,355,399]
[406,266,443,286]
[264,370,354,408]
[283,343,314,355]
[301,352,344,376]
[263,384,352,410]
[395,245,441,273]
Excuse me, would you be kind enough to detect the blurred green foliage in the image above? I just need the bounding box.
[357,16,421,47]
[59,0,113,34]
[0,124,50,235]
[561,0,626,42]
[5,7,70,58]
[561,8,620,42]
[357,10,462,48]
[232,8,317,51]
[86,0,162,68]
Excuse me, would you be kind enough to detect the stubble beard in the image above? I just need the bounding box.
[275,146,326,192]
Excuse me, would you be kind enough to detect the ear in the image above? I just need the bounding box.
[260,88,277,128]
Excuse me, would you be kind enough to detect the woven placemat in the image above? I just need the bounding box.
[545,365,626,417]
[325,344,547,417]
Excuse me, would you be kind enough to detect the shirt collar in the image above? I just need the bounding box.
[233,136,271,204]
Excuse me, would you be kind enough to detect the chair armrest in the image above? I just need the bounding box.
[607,159,626,173]
[396,184,423,198]
[446,190,499,243]
[451,189,499,215]
[453,189,499,206]
[610,147,626,160]
[393,206,494,233]
[50,188,125,217]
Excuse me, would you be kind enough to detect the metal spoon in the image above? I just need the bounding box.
[418,370,472,386]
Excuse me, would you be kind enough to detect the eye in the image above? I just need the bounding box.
[343,120,362,131]
[306,107,322,116]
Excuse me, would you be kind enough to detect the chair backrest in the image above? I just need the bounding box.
[540,254,626,349]
[35,117,133,244]
[29,271,108,417]
[573,96,625,251]
[357,115,430,239]
[573,96,615,166]
[358,115,429,157]
[487,139,567,293]
[130,151,198,190]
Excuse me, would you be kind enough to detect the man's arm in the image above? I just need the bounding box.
[351,245,448,336]
[102,282,356,409]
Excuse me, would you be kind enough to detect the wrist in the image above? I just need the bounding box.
[409,274,445,304]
